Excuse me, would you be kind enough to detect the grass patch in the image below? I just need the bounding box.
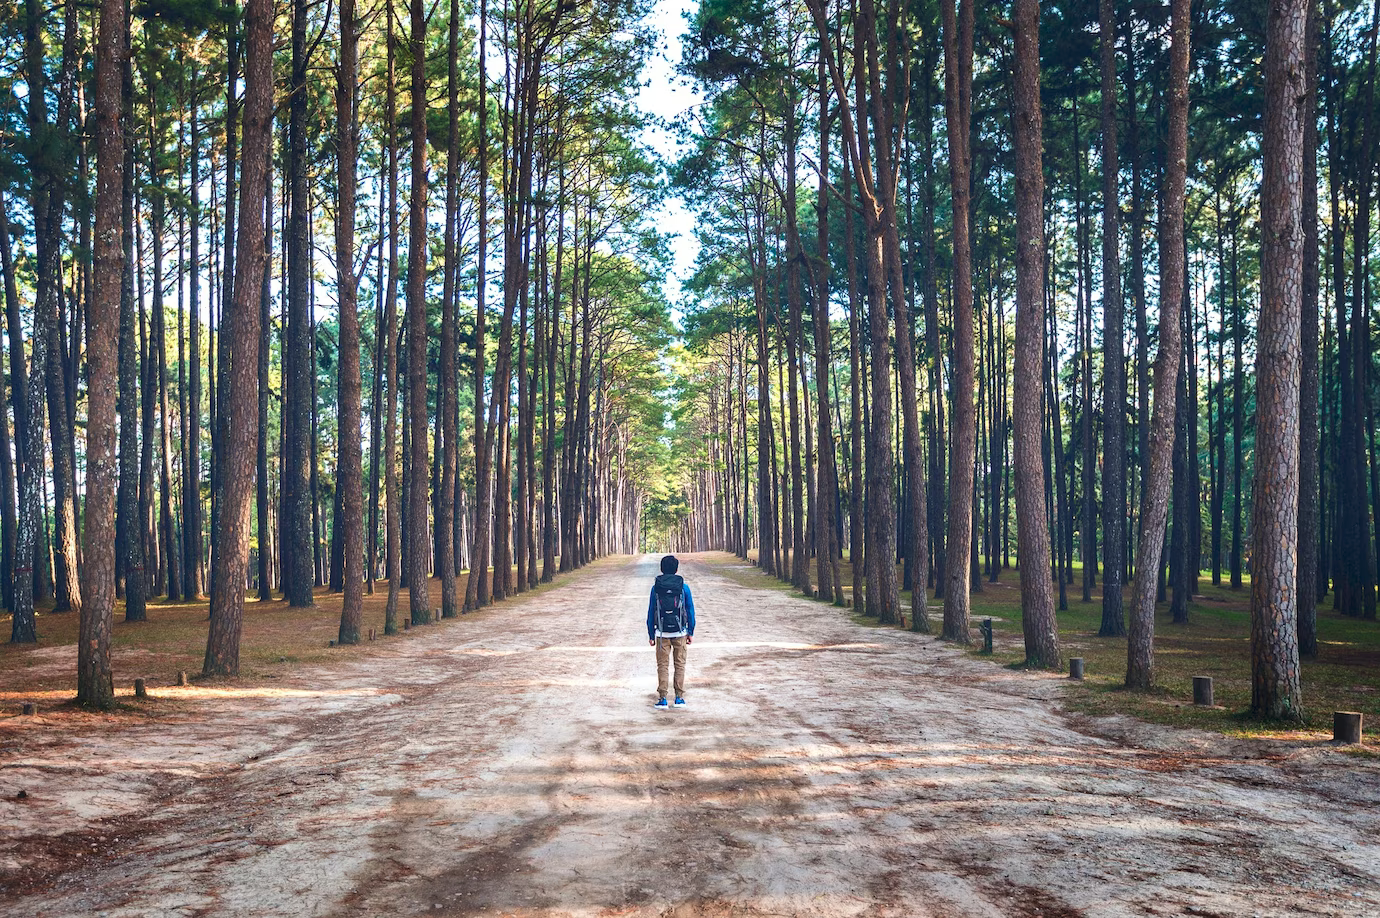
[0,565,552,703]
[699,551,1379,744]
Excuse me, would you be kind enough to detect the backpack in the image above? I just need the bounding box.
[654,574,686,635]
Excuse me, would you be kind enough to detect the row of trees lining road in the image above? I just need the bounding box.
[4,0,676,701]
[664,0,1346,722]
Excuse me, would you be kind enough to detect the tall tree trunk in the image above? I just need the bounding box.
[844,157,865,612]
[367,182,384,592]
[1230,217,1245,590]
[1347,0,1380,620]
[153,190,181,602]
[941,0,975,643]
[436,0,459,618]
[80,0,125,706]
[1011,0,1058,668]
[812,57,843,605]
[465,0,492,611]
[1297,0,1321,658]
[116,21,145,625]
[184,84,204,600]
[256,145,273,600]
[1126,0,1190,690]
[784,103,810,596]
[0,203,18,612]
[336,0,365,643]
[282,0,313,607]
[1250,0,1307,720]
[383,0,402,633]
[139,219,158,597]
[1128,12,1148,582]
[210,0,241,604]
[24,0,81,618]
[406,0,432,625]
[204,0,271,676]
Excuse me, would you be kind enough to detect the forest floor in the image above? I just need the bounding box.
[3,552,1380,918]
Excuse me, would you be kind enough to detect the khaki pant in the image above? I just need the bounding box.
[656,636,688,700]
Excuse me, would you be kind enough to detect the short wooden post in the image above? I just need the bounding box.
[1333,711,1363,744]
[1193,676,1214,707]
[403,619,410,631]
[21,702,36,716]
[176,671,189,686]
[1068,658,1084,680]
[328,639,336,647]
[369,628,376,641]
[134,679,147,699]
[433,608,440,623]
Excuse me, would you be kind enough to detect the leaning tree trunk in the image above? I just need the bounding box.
[1011,0,1059,669]
[1250,0,1307,720]
[1126,0,1190,690]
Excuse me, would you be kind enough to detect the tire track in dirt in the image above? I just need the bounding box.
[2,553,1379,917]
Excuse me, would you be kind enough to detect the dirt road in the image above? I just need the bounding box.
[3,554,1379,918]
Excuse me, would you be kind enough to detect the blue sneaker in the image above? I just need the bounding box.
[674,697,686,707]
[655,697,669,708]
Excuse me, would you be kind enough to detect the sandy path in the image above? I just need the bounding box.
[2,553,1379,918]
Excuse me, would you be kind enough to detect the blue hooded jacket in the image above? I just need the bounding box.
[647,579,695,640]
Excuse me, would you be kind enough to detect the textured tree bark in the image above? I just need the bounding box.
[1126,0,1190,690]
[754,219,775,578]
[336,0,365,645]
[1099,0,1127,636]
[116,28,145,624]
[1250,0,1308,720]
[22,0,81,620]
[1346,0,1380,620]
[204,0,271,676]
[1011,0,1058,670]
[1231,220,1245,592]
[382,1,402,633]
[465,0,492,610]
[784,102,811,597]
[0,204,17,612]
[812,58,843,606]
[152,187,181,602]
[843,158,865,613]
[1297,0,1321,658]
[436,0,460,619]
[209,0,240,606]
[941,0,975,644]
[184,98,205,600]
[406,0,431,626]
[256,153,273,600]
[79,0,125,707]
[282,0,314,608]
